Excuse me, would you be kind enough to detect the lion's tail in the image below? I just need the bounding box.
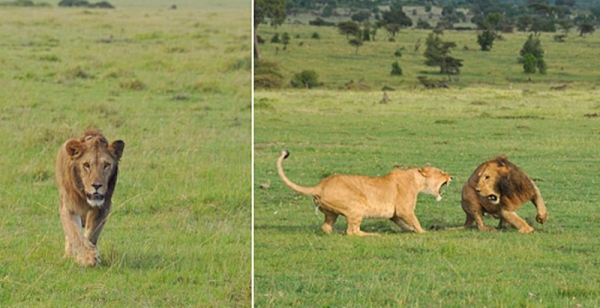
[277,149,317,196]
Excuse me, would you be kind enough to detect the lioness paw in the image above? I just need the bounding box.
[536,212,548,224]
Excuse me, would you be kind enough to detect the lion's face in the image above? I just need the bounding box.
[419,167,453,201]
[66,137,124,207]
[475,162,509,205]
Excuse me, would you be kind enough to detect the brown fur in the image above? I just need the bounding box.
[277,150,452,236]
[460,156,548,233]
[55,129,124,266]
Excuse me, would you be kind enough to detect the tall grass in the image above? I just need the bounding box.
[254,75,600,305]
[0,2,251,306]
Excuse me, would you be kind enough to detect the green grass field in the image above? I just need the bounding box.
[0,1,250,306]
[254,22,600,307]
[257,23,600,90]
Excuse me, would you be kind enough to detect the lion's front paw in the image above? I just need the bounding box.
[518,225,534,234]
[536,212,548,224]
[76,247,100,267]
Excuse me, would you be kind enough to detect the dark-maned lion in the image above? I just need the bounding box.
[55,129,124,266]
[277,150,452,236]
[460,156,548,233]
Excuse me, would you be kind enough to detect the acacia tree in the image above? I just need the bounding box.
[349,38,363,54]
[578,21,595,37]
[424,32,463,74]
[379,8,412,37]
[337,21,361,38]
[254,0,286,60]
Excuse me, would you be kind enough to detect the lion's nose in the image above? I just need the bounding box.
[92,183,103,190]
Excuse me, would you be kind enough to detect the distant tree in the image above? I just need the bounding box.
[516,15,533,32]
[578,22,595,36]
[520,34,546,74]
[416,18,431,29]
[281,32,291,49]
[254,0,286,60]
[556,19,574,35]
[477,29,497,51]
[351,10,371,23]
[362,21,373,41]
[349,38,363,54]
[477,13,501,51]
[555,0,576,7]
[424,32,463,75]
[309,17,335,27]
[381,9,413,28]
[530,17,556,33]
[384,23,401,37]
[337,21,361,38]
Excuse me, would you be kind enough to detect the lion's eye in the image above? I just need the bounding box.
[103,162,111,170]
[484,175,490,180]
[83,162,90,170]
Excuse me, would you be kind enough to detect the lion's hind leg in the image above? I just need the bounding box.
[318,208,339,234]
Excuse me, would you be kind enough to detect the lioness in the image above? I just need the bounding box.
[55,129,124,266]
[460,156,548,233]
[277,150,452,235]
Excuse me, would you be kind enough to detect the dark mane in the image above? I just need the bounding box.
[494,157,534,197]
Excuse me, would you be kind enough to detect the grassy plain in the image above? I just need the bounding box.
[0,1,250,306]
[257,23,600,90]
[254,22,600,307]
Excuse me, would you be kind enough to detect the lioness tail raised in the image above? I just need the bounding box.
[277,150,318,196]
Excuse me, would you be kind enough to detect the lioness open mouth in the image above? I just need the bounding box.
[436,181,450,201]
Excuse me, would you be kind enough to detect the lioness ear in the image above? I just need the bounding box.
[418,167,428,177]
[65,140,85,159]
[109,140,125,160]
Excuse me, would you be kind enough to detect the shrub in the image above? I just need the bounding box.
[311,32,320,39]
[254,60,283,89]
[520,34,546,74]
[394,49,402,57]
[477,29,496,51]
[308,18,335,27]
[523,53,537,74]
[390,61,402,76]
[291,70,320,89]
[270,33,280,43]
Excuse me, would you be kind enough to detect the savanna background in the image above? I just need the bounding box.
[0,0,251,306]
[254,0,600,306]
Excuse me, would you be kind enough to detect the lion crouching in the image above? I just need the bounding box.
[55,129,124,266]
[277,150,452,236]
[460,156,548,233]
